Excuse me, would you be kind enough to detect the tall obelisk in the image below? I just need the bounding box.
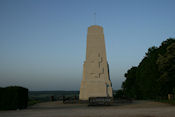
[79,25,113,100]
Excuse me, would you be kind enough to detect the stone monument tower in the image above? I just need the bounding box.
[79,25,113,100]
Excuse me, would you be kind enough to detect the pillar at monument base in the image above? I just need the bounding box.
[80,80,113,100]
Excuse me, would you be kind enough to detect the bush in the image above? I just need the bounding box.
[0,86,28,110]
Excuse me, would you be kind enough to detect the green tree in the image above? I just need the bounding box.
[122,67,138,98]
[157,43,175,95]
[122,38,175,99]
[136,46,160,99]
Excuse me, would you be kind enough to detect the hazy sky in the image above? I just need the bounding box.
[0,0,175,91]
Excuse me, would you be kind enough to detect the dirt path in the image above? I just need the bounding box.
[0,100,175,117]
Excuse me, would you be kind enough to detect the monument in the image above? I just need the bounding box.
[79,25,113,100]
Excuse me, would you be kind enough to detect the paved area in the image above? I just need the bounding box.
[0,100,175,117]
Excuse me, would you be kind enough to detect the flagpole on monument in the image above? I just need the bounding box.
[94,12,96,25]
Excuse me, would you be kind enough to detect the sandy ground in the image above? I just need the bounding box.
[0,100,175,117]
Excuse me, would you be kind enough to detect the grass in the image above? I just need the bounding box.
[28,100,40,106]
[155,99,175,105]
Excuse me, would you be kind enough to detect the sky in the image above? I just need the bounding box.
[0,0,175,91]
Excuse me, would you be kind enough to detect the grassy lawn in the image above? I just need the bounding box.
[155,100,175,105]
[28,100,40,106]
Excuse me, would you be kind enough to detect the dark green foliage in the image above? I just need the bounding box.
[155,99,175,105]
[157,43,175,95]
[114,89,124,99]
[0,86,28,110]
[122,67,138,98]
[122,38,175,99]
[28,99,40,106]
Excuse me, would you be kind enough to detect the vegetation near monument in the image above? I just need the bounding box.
[0,86,28,110]
[122,38,175,99]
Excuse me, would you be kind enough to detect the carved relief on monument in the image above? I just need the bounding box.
[87,53,104,79]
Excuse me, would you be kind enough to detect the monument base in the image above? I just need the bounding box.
[79,79,112,100]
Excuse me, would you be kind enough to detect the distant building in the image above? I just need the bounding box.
[79,25,113,100]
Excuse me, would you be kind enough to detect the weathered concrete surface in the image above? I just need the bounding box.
[1,101,175,117]
[79,25,113,100]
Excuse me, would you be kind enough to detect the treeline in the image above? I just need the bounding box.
[0,86,28,110]
[122,38,175,99]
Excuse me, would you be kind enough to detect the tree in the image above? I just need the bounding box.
[157,43,175,95]
[122,38,175,99]
[122,67,138,98]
